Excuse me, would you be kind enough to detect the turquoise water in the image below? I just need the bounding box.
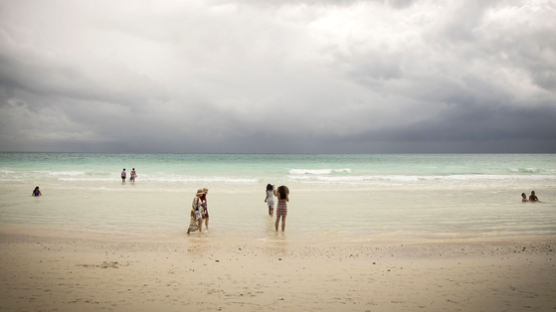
[1,153,555,238]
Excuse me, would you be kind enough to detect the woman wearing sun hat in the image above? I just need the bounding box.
[187,188,204,234]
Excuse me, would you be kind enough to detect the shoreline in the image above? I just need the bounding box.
[1,221,554,248]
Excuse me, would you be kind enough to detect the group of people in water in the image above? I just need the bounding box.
[31,169,544,233]
[186,184,290,234]
[120,168,138,183]
[522,190,540,203]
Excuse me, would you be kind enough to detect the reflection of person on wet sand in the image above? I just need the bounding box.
[275,185,289,232]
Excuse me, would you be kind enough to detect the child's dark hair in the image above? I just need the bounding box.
[266,184,273,191]
[277,185,289,201]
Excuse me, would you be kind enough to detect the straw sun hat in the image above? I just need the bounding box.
[196,188,209,196]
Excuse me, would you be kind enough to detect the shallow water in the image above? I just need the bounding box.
[1,153,555,239]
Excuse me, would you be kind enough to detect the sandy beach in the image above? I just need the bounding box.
[1,224,555,312]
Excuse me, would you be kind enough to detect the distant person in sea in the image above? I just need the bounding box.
[529,190,539,202]
[264,184,275,216]
[121,168,126,183]
[521,193,528,203]
[188,188,204,234]
[275,185,289,232]
[200,188,209,230]
[32,186,42,197]
[130,168,137,183]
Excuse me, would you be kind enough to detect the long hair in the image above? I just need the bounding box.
[277,185,289,201]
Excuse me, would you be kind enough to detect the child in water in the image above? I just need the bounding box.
[275,185,289,232]
[264,184,275,216]
[521,193,528,202]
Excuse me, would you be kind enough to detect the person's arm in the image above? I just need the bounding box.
[195,197,200,210]
[264,192,268,202]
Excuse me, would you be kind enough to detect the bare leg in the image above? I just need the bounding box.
[275,215,280,231]
[205,218,209,230]
[198,219,203,232]
[269,206,273,216]
[281,215,286,232]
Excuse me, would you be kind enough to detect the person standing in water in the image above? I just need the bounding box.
[264,184,275,216]
[121,168,126,183]
[130,168,137,183]
[521,193,528,202]
[32,186,42,197]
[188,189,204,234]
[529,190,539,202]
[200,188,209,231]
[275,185,289,232]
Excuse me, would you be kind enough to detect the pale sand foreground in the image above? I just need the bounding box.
[0,226,555,312]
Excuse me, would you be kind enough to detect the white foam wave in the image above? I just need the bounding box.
[509,168,541,173]
[288,174,556,183]
[47,171,86,176]
[289,168,352,175]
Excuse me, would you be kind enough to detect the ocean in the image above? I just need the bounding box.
[1,153,555,239]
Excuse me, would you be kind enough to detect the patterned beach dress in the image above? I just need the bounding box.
[276,198,288,216]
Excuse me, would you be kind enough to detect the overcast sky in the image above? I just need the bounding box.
[1,0,555,153]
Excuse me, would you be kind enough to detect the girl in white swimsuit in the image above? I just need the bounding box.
[264,184,275,216]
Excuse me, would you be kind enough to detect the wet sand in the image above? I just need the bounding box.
[1,225,555,312]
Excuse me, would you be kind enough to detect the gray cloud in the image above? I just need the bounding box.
[0,0,555,153]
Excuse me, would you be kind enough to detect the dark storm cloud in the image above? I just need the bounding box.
[0,0,555,153]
